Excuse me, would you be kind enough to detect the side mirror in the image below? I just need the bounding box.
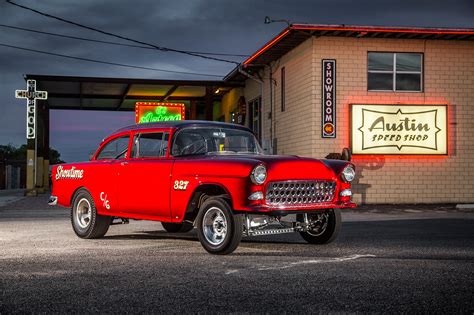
[88,150,95,161]
[341,148,351,161]
[325,148,351,161]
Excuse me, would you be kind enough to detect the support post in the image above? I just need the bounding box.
[35,102,45,193]
[26,138,36,196]
[43,105,50,190]
[16,79,48,196]
[190,100,197,120]
[205,87,214,121]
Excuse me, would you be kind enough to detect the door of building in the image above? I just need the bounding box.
[248,97,262,143]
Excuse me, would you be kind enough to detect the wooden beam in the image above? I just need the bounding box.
[24,75,245,86]
[49,106,136,112]
[115,84,132,110]
[159,85,178,102]
[456,34,471,40]
[48,93,221,101]
[79,82,83,109]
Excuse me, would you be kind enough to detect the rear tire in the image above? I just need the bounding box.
[299,208,341,244]
[71,189,111,239]
[161,222,194,233]
[196,197,243,255]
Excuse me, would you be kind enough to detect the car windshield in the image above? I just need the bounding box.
[171,127,264,156]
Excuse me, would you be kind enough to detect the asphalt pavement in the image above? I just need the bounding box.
[0,195,473,313]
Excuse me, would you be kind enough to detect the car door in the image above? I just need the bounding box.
[117,130,173,220]
[91,133,131,213]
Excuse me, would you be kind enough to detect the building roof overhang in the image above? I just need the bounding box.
[25,74,244,111]
[225,24,474,81]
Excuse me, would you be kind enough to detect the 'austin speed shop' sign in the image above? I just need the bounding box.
[322,60,336,138]
[351,104,447,155]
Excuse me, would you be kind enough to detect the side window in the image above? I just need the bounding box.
[96,135,130,160]
[131,132,169,158]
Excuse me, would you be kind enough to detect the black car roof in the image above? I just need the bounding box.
[112,120,253,135]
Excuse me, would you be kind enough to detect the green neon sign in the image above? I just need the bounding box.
[138,106,182,123]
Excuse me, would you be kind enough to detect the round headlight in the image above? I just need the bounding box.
[251,165,267,185]
[342,165,355,182]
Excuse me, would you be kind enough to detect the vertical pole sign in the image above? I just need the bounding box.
[322,59,336,138]
[15,80,48,139]
[15,80,48,189]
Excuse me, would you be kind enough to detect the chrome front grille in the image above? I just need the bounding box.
[266,180,336,206]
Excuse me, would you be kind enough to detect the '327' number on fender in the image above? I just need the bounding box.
[173,180,189,190]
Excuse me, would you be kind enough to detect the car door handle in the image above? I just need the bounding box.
[120,161,128,166]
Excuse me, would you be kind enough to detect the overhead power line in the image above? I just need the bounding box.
[5,0,240,65]
[0,24,251,58]
[0,43,224,78]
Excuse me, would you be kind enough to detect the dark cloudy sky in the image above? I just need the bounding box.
[0,0,473,162]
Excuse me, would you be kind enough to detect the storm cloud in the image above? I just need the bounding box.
[0,0,472,161]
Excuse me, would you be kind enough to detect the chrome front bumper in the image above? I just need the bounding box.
[48,196,58,206]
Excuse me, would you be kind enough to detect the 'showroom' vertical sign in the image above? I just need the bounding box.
[322,59,336,138]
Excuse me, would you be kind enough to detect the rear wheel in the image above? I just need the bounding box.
[71,189,111,239]
[161,222,194,233]
[196,197,243,255]
[299,208,341,244]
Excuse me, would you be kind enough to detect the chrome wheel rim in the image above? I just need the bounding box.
[76,198,92,229]
[307,213,329,236]
[202,207,227,246]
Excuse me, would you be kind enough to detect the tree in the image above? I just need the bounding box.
[0,144,64,164]
[49,148,65,164]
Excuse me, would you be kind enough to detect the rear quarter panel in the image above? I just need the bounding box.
[51,161,118,215]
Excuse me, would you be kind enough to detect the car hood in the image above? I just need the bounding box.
[202,154,337,181]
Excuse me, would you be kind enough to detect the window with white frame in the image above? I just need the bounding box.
[368,52,423,92]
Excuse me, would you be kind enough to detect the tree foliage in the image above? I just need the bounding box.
[0,144,65,164]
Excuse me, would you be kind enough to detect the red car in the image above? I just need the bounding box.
[49,121,356,254]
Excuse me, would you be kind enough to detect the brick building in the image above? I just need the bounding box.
[221,24,474,204]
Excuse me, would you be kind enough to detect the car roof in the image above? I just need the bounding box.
[111,120,253,136]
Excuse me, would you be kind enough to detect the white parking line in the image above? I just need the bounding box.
[225,254,376,274]
[257,254,376,271]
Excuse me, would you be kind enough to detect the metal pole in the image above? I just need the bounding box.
[33,100,37,188]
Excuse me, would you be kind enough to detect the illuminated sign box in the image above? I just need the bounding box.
[135,102,185,124]
[351,104,447,155]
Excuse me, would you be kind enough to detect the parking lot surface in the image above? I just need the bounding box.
[1,195,473,313]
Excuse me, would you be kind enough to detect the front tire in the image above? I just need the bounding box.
[71,189,111,239]
[299,208,341,244]
[196,197,243,255]
[161,222,194,233]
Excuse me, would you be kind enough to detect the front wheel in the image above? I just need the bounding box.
[71,189,111,239]
[196,197,243,255]
[299,208,341,244]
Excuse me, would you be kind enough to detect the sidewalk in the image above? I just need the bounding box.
[0,189,472,213]
[0,189,26,208]
[354,203,473,214]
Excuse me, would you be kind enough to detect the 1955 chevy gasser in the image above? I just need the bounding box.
[49,121,356,254]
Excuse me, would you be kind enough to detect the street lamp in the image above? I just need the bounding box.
[264,16,291,27]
